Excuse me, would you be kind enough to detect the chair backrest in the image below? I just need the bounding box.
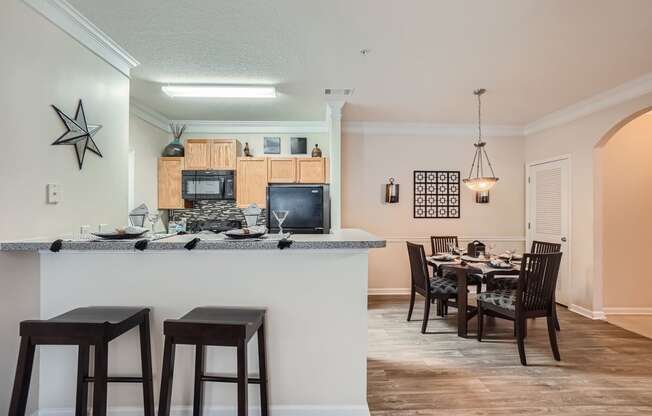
[531,240,561,254]
[430,236,459,255]
[406,242,430,293]
[517,252,563,313]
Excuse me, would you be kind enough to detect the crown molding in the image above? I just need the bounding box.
[342,121,523,137]
[130,100,171,132]
[22,0,139,77]
[176,120,329,134]
[525,72,652,135]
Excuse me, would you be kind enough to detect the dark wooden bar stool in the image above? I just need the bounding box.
[158,307,268,416]
[9,307,155,416]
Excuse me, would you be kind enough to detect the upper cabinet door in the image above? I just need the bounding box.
[236,157,269,208]
[185,139,211,170]
[211,140,237,170]
[268,158,297,183]
[158,157,184,209]
[297,157,328,183]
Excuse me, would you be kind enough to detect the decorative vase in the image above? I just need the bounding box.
[244,142,252,157]
[162,138,184,157]
[311,144,322,157]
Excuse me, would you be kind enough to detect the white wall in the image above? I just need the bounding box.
[129,115,168,211]
[183,133,329,158]
[342,131,525,291]
[0,0,131,411]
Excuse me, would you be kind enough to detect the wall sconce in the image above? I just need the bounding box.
[385,178,399,203]
[475,191,490,204]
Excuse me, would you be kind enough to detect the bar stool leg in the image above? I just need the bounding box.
[237,340,248,416]
[92,342,109,416]
[75,344,90,416]
[139,315,155,416]
[158,336,176,416]
[257,322,269,416]
[193,345,206,416]
[8,336,36,416]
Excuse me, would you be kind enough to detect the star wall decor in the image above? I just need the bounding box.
[51,99,103,169]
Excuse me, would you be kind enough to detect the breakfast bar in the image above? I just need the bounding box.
[0,229,384,416]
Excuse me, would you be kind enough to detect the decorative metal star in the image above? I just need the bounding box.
[51,99,102,169]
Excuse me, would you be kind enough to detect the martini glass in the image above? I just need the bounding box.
[272,210,290,235]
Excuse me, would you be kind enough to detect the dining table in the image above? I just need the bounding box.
[426,255,521,338]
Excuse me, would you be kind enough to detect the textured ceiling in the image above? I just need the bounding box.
[68,0,652,123]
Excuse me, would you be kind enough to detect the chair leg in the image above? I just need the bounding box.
[75,344,90,416]
[237,340,248,416]
[139,317,155,416]
[516,318,527,366]
[257,322,269,416]
[407,286,416,321]
[477,305,484,342]
[436,298,443,317]
[552,304,561,331]
[92,342,109,416]
[158,336,176,416]
[547,316,561,361]
[193,345,205,416]
[8,336,36,416]
[421,296,431,334]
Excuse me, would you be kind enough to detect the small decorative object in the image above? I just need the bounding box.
[385,178,399,203]
[291,137,307,154]
[242,203,262,227]
[413,170,460,218]
[475,191,490,203]
[272,210,290,235]
[129,203,149,227]
[467,240,486,257]
[311,144,322,157]
[51,99,102,169]
[162,123,186,157]
[264,137,281,154]
[463,89,499,191]
[243,142,252,157]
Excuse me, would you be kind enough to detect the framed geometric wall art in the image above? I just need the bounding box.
[413,170,460,218]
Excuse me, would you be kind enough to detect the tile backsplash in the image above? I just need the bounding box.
[170,200,266,226]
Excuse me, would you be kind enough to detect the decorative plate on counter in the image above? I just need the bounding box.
[92,231,148,240]
[223,226,268,240]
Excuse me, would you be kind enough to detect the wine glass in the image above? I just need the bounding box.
[272,210,289,235]
[488,243,495,258]
[147,211,161,235]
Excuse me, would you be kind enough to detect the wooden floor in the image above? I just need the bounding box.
[368,295,652,415]
[607,315,652,340]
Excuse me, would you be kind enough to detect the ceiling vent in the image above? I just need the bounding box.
[325,88,354,97]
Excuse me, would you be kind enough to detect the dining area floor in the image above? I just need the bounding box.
[367,295,652,415]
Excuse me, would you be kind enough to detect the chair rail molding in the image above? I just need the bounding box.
[383,235,526,243]
[603,307,652,315]
[22,0,139,77]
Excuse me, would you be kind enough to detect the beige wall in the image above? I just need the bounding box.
[600,112,652,309]
[342,132,526,291]
[129,115,168,211]
[525,92,652,312]
[0,0,130,411]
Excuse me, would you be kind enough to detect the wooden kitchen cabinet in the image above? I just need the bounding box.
[184,139,211,169]
[267,158,297,183]
[236,157,269,208]
[210,139,237,170]
[158,157,184,209]
[297,157,328,183]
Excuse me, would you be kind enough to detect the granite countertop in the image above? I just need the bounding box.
[0,228,385,252]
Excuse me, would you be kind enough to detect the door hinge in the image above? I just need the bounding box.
[528,176,531,184]
[528,222,531,230]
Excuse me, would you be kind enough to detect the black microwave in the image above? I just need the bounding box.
[182,170,235,200]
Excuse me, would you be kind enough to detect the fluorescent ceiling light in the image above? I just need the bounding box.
[162,85,277,98]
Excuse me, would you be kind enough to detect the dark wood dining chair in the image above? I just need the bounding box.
[477,252,563,365]
[430,236,459,256]
[406,242,458,334]
[486,240,562,330]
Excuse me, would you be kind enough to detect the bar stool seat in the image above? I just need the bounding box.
[9,307,155,416]
[159,307,268,416]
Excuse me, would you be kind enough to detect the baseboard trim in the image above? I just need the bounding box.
[368,288,411,296]
[569,304,606,320]
[604,307,652,315]
[34,405,370,416]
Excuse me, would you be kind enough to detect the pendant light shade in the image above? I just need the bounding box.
[463,89,499,191]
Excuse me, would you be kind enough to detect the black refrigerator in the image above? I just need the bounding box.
[266,184,330,234]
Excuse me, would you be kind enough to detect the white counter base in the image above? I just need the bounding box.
[34,249,370,416]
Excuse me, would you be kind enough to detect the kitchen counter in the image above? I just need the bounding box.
[0,228,383,415]
[0,228,385,251]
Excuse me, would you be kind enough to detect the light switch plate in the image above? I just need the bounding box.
[46,183,60,204]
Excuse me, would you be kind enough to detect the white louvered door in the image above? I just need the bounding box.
[527,157,571,305]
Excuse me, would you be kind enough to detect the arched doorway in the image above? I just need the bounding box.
[594,107,652,337]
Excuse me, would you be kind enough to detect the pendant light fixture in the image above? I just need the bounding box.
[462,89,499,191]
